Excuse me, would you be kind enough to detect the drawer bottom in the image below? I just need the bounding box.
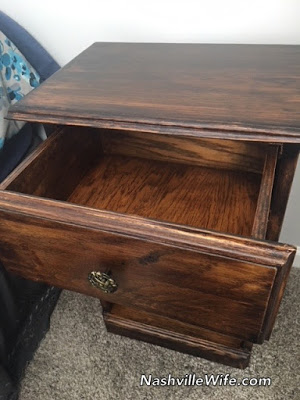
[103,304,253,369]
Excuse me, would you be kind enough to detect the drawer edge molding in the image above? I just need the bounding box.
[0,191,295,268]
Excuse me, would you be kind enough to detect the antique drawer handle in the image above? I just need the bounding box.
[88,271,118,293]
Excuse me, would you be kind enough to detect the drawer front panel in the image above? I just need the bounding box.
[0,195,294,343]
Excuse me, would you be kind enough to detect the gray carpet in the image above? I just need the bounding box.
[19,269,300,400]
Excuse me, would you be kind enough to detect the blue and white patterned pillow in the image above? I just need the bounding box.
[0,31,40,149]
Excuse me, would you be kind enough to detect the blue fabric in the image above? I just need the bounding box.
[0,10,60,182]
[0,123,32,181]
[0,11,59,81]
[0,32,41,148]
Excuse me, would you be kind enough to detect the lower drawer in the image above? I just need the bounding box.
[0,191,295,344]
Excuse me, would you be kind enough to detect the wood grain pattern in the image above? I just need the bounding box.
[0,191,295,343]
[0,191,294,267]
[106,303,253,352]
[0,209,278,342]
[264,145,300,339]
[102,129,266,173]
[104,305,252,368]
[68,154,260,235]
[1,125,262,236]
[0,126,102,200]
[251,146,279,239]
[0,42,299,369]
[267,145,300,241]
[7,43,300,143]
[261,250,294,342]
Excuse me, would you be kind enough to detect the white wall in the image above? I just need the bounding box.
[2,1,300,65]
[1,1,300,249]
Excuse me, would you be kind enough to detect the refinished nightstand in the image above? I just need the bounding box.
[0,43,299,368]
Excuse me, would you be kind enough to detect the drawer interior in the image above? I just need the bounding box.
[1,125,276,238]
[68,153,260,236]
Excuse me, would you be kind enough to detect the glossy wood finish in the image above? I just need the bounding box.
[101,129,266,173]
[104,305,253,369]
[68,154,260,235]
[267,145,300,241]
[1,43,300,368]
[0,192,293,268]
[251,145,278,239]
[0,126,102,199]
[0,127,262,236]
[0,192,295,343]
[264,144,300,339]
[7,43,300,143]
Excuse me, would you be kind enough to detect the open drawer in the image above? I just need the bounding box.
[0,126,296,363]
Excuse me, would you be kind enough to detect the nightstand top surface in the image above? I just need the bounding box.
[8,43,300,143]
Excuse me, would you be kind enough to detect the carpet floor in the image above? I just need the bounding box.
[19,269,299,400]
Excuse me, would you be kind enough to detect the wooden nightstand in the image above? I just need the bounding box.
[0,43,299,369]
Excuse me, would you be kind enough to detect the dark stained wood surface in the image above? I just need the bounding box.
[1,42,299,368]
[1,125,261,236]
[251,145,278,239]
[105,304,252,368]
[107,303,252,351]
[0,202,283,342]
[267,145,300,241]
[7,43,300,143]
[68,154,260,235]
[0,126,102,198]
[0,191,295,342]
[261,249,294,342]
[102,129,266,173]
[0,191,294,268]
[264,144,300,339]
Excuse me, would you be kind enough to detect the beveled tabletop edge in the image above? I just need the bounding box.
[6,42,300,144]
[6,109,300,143]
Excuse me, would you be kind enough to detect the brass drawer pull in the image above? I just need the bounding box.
[88,271,118,293]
